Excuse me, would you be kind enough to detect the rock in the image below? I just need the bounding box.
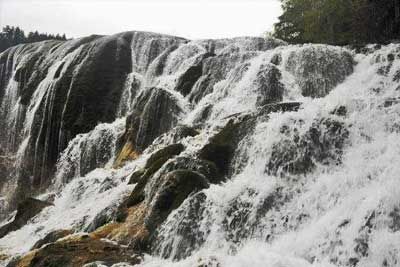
[151,192,208,260]
[127,169,146,185]
[258,102,301,116]
[135,87,184,151]
[1,32,185,203]
[113,141,140,168]
[116,88,184,158]
[267,116,349,176]
[125,155,171,208]
[127,143,184,185]
[126,153,174,208]
[85,203,120,232]
[9,235,142,267]
[114,112,141,168]
[0,154,14,191]
[32,229,74,249]
[285,45,354,98]
[115,169,209,252]
[0,252,9,261]
[145,144,184,168]
[383,97,400,108]
[144,170,209,232]
[199,117,255,176]
[331,105,347,116]
[254,64,284,106]
[162,157,221,184]
[175,52,215,96]
[83,261,135,267]
[162,125,199,143]
[174,126,199,139]
[0,198,52,238]
[83,262,109,267]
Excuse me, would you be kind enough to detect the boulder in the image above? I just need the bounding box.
[198,117,255,177]
[32,229,74,249]
[145,144,184,168]
[151,192,208,260]
[116,169,209,252]
[162,157,220,184]
[8,235,142,267]
[127,143,185,185]
[144,170,209,232]
[175,52,215,96]
[127,169,146,185]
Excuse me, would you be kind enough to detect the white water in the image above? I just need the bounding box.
[0,36,399,267]
[142,44,400,266]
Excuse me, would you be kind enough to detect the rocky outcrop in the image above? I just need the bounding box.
[0,31,185,208]
[0,198,52,238]
[114,88,184,167]
[267,114,349,176]
[284,45,354,98]
[127,144,185,186]
[8,234,142,267]
[31,229,74,250]
[254,64,284,106]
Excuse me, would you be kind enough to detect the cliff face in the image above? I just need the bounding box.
[0,32,186,205]
[0,32,399,267]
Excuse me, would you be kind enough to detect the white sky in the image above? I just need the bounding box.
[0,0,282,40]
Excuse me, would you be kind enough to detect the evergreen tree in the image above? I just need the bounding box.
[273,0,400,45]
[0,26,68,53]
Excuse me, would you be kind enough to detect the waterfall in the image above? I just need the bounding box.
[0,32,399,267]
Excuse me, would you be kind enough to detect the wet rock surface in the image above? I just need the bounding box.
[0,198,52,238]
[32,229,74,250]
[7,235,142,267]
[285,45,354,98]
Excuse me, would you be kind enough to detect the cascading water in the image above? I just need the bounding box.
[0,31,399,267]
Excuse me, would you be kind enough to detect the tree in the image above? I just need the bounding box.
[273,0,400,45]
[0,26,68,53]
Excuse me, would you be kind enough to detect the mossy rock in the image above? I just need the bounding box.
[198,119,252,176]
[32,229,74,250]
[126,144,185,205]
[169,125,199,143]
[145,144,185,169]
[9,235,142,267]
[128,169,146,185]
[126,156,170,208]
[163,157,221,184]
[145,170,209,231]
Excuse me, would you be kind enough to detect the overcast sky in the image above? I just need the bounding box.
[0,0,282,40]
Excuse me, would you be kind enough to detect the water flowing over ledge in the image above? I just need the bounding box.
[0,31,399,267]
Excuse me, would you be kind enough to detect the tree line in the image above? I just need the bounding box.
[273,0,400,45]
[0,25,67,53]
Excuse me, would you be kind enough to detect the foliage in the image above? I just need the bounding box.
[273,0,400,45]
[0,25,67,53]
